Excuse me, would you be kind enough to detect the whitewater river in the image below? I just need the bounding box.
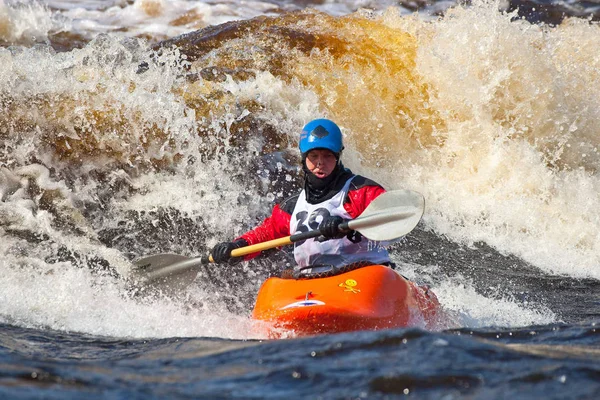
[1,0,600,398]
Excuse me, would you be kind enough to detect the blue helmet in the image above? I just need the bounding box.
[299,119,344,155]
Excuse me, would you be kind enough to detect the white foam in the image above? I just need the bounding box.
[49,0,284,41]
[433,277,556,328]
[364,1,600,279]
[0,169,262,339]
[1,0,428,47]
[0,0,60,45]
[395,260,556,329]
[0,251,258,339]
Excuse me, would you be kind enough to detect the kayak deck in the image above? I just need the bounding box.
[252,265,441,338]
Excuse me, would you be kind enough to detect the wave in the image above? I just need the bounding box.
[0,0,597,337]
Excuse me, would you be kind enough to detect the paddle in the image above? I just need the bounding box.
[131,189,425,288]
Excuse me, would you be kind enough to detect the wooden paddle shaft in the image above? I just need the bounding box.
[229,230,324,259]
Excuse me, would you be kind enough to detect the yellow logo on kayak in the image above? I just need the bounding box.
[339,279,360,293]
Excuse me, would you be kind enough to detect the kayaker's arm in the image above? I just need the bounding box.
[344,178,386,218]
[210,195,297,264]
[204,198,296,265]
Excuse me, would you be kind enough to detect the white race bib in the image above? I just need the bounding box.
[290,176,391,268]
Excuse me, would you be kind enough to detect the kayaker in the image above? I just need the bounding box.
[211,118,393,271]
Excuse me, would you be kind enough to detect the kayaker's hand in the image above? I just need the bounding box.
[211,239,248,264]
[319,216,346,239]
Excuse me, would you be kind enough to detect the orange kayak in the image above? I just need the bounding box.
[252,265,442,338]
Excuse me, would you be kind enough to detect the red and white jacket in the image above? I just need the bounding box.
[237,175,386,261]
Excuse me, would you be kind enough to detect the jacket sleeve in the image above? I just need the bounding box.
[235,203,292,260]
[343,178,386,219]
